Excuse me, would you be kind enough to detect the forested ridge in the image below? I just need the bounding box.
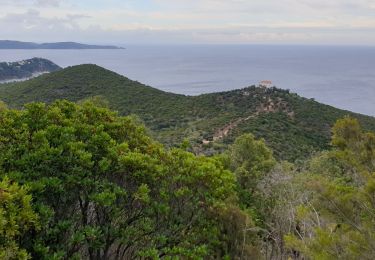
[1,65,375,259]
[1,64,375,161]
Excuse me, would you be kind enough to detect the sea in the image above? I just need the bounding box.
[1,44,374,116]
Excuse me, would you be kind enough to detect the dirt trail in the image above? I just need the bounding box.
[202,97,293,144]
[202,113,258,145]
[212,114,257,141]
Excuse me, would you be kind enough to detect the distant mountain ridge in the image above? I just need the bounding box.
[0,40,124,49]
[0,58,61,82]
[1,64,375,161]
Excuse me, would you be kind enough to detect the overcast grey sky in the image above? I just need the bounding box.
[1,0,375,45]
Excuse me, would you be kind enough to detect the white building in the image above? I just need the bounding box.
[259,80,273,88]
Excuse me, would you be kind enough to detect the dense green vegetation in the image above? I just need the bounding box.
[283,117,375,259]
[0,100,255,259]
[0,58,61,82]
[1,99,374,259]
[1,64,374,162]
[0,178,39,259]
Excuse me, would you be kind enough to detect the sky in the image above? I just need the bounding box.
[1,0,375,45]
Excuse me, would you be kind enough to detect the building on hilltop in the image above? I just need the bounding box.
[259,80,273,88]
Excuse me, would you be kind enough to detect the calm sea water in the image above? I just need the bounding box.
[1,45,374,116]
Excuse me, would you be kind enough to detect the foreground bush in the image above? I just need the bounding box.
[0,100,254,259]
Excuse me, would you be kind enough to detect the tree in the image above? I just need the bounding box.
[0,100,247,259]
[0,178,39,260]
[224,133,276,213]
[217,134,277,257]
[285,117,375,259]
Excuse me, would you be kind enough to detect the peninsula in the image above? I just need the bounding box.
[0,58,61,82]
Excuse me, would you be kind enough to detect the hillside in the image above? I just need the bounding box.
[1,64,374,161]
[0,58,61,82]
[0,40,124,49]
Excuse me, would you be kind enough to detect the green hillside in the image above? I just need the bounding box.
[1,64,374,161]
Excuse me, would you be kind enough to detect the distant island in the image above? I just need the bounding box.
[0,58,61,82]
[0,40,124,49]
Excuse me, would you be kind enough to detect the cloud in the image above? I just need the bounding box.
[35,0,62,7]
[0,9,90,38]
[0,0,375,45]
[0,0,62,6]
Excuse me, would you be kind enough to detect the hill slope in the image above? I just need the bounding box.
[1,64,374,161]
[0,40,124,49]
[0,58,61,82]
